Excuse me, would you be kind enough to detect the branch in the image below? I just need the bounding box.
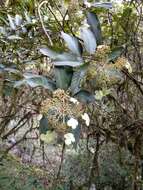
[56,142,65,179]
[38,1,53,46]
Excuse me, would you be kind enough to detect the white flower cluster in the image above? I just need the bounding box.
[64,112,90,145]
[64,133,75,145]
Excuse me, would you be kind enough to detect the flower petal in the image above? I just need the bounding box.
[69,97,79,104]
[64,133,75,145]
[67,118,78,129]
[81,113,90,126]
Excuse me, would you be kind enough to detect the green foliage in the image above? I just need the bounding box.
[87,12,102,45]
[108,46,124,62]
[54,67,73,90]
[70,65,87,95]
[14,74,56,91]
[80,27,97,54]
[39,115,49,135]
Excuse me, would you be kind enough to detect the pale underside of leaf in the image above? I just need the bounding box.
[61,31,81,56]
[80,28,97,54]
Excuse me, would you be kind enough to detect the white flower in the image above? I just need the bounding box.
[64,133,75,145]
[69,97,79,105]
[81,113,90,126]
[67,118,78,129]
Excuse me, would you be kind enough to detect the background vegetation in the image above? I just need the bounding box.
[0,0,143,190]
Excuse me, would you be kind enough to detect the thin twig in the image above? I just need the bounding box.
[0,127,33,161]
[56,142,65,179]
[38,1,53,46]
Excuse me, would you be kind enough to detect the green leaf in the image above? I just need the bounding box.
[39,115,49,134]
[15,14,23,26]
[74,90,95,104]
[72,125,81,148]
[39,47,58,59]
[70,65,87,95]
[7,14,16,30]
[104,67,124,82]
[0,64,5,69]
[14,74,56,91]
[4,68,21,75]
[24,11,32,23]
[92,2,112,9]
[87,12,102,45]
[14,80,26,88]
[54,67,73,90]
[7,35,22,40]
[40,48,83,67]
[80,28,97,54]
[0,26,6,35]
[61,31,82,56]
[108,46,124,62]
[26,77,55,90]
[54,53,83,67]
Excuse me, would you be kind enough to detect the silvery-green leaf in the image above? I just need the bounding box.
[22,26,27,33]
[14,80,26,88]
[105,67,124,83]
[55,67,73,90]
[14,74,56,91]
[54,53,83,67]
[0,27,6,35]
[54,61,82,67]
[74,90,95,104]
[0,64,5,69]
[7,14,16,30]
[39,47,58,59]
[4,68,21,75]
[39,116,49,134]
[7,35,22,40]
[61,31,81,56]
[108,47,124,62]
[80,28,97,54]
[24,11,31,23]
[72,125,81,147]
[92,2,112,9]
[40,48,83,67]
[87,12,102,45]
[23,73,38,79]
[70,65,87,95]
[15,14,23,26]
